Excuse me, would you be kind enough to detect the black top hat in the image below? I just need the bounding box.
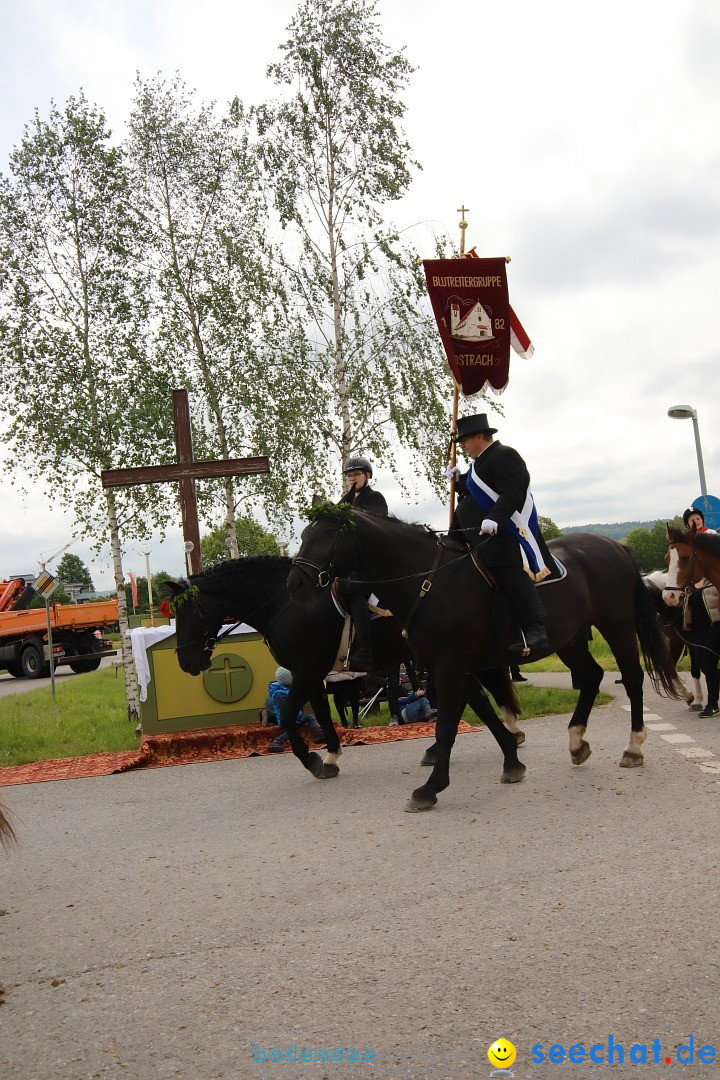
[683,507,704,527]
[453,413,498,442]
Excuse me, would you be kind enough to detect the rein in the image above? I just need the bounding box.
[292,526,487,591]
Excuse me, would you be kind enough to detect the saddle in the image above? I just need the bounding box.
[329,581,392,673]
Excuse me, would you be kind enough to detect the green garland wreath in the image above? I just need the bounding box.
[167,584,200,613]
[303,501,356,528]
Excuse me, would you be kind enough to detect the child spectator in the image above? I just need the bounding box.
[266,667,325,752]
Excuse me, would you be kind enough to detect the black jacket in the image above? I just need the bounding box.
[452,440,552,570]
[340,483,388,516]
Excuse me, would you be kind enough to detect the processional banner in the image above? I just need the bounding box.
[423,257,510,396]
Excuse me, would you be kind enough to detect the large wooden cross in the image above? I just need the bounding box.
[101,389,269,575]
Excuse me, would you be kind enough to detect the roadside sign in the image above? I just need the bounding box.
[692,495,720,532]
[32,570,60,601]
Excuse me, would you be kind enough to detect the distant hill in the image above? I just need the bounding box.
[561,520,661,542]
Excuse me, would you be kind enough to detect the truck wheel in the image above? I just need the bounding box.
[20,644,49,679]
[69,658,102,674]
[5,661,25,679]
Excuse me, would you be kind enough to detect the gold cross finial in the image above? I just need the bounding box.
[457,205,469,255]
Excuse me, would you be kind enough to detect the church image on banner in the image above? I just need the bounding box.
[449,298,495,344]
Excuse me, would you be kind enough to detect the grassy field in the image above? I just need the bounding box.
[0,667,613,768]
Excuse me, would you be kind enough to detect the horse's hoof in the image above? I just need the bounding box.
[619,751,644,768]
[420,749,436,767]
[501,763,526,784]
[513,730,526,747]
[571,742,591,765]
[307,752,325,777]
[405,787,438,812]
[319,762,340,778]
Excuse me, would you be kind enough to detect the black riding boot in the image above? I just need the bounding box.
[345,593,375,671]
[494,566,550,654]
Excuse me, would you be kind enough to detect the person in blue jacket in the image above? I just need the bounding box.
[266,667,325,752]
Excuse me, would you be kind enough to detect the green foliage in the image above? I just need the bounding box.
[123,570,175,612]
[538,515,563,540]
[0,93,177,549]
[305,501,356,527]
[200,518,280,568]
[56,553,93,589]
[622,517,684,573]
[127,75,299,537]
[258,0,455,502]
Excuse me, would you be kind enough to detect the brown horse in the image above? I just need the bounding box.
[665,526,720,593]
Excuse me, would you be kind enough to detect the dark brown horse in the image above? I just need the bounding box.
[166,556,523,781]
[288,506,683,810]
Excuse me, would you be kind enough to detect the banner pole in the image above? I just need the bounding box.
[447,205,469,526]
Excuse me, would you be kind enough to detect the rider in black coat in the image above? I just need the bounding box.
[450,413,551,654]
[338,455,388,670]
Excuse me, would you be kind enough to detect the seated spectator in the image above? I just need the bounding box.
[266,667,325,752]
[395,687,437,725]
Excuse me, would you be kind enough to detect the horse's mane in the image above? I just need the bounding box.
[190,555,292,590]
[668,528,720,556]
[308,502,439,540]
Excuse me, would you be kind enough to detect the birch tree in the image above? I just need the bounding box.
[128,76,318,542]
[257,0,452,500]
[0,94,174,724]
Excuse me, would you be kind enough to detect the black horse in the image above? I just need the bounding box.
[288,506,683,811]
[165,556,523,781]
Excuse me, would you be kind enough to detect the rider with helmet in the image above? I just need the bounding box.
[340,455,388,516]
[338,455,388,671]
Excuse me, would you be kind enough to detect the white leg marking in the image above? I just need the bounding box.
[626,728,647,757]
[693,676,705,706]
[569,726,587,754]
[324,748,343,766]
[501,706,520,733]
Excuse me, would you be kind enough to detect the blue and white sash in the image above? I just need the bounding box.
[466,468,551,582]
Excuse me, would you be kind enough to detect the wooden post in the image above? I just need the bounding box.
[101,389,270,577]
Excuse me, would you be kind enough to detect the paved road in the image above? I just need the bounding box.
[1,674,718,1079]
[0,655,118,699]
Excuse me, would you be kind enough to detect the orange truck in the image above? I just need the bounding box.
[0,577,118,679]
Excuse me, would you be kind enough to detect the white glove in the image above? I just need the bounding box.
[480,519,498,535]
[445,465,462,480]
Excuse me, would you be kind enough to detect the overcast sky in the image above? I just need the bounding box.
[2,0,719,590]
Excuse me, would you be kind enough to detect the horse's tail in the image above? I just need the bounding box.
[0,801,17,849]
[634,569,685,699]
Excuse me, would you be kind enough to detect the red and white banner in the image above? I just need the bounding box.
[128,570,138,609]
[465,248,534,359]
[423,257,510,397]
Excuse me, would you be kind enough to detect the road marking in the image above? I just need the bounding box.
[660,732,695,744]
[639,706,719,786]
[677,746,715,759]
[645,722,677,731]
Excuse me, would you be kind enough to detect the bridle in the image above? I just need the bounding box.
[291,521,351,590]
[666,534,700,599]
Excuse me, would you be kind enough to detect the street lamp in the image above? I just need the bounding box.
[667,405,708,496]
[143,548,154,627]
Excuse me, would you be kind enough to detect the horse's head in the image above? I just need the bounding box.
[663,525,700,605]
[164,579,222,676]
[287,502,358,606]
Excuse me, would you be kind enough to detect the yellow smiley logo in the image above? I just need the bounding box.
[488,1039,517,1068]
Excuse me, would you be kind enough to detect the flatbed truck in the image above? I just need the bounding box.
[0,577,118,679]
